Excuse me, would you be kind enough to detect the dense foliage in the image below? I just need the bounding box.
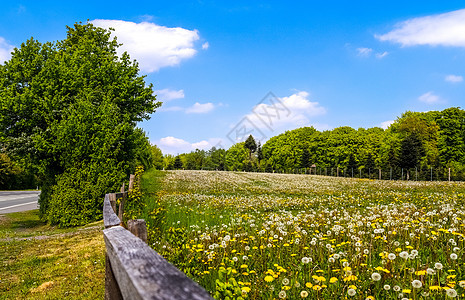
[0,152,36,190]
[167,107,465,180]
[0,23,160,226]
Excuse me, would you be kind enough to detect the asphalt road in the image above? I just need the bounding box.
[0,191,40,214]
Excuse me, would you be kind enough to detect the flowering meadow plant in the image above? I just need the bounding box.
[145,170,465,299]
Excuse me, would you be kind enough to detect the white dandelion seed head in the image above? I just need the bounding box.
[446,288,457,298]
[399,251,409,259]
[347,288,356,296]
[434,262,443,270]
[412,280,422,288]
[371,272,382,281]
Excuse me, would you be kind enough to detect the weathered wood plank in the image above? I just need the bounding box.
[103,226,213,300]
[115,191,128,199]
[103,194,121,229]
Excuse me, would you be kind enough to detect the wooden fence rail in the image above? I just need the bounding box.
[103,181,212,300]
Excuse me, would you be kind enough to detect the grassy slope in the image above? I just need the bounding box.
[0,210,105,299]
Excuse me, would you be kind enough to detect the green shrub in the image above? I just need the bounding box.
[47,161,125,227]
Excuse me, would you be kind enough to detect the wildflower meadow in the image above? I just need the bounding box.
[140,170,465,300]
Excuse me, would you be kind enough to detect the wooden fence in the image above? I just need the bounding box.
[102,176,213,300]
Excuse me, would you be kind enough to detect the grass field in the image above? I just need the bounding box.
[141,170,465,300]
[0,210,105,299]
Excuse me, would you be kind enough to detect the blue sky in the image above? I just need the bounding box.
[1,1,465,154]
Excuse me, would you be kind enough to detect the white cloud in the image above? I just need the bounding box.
[159,101,217,114]
[202,42,209,50]
[357,47,373,56]
[445,74,463,83]
[418,91,441,104]
[157,136,223,154]
[158,106,184,112]
[155,88,185,102]
[376,51,389,59]
[376,9,465,47]
[380,120,395,129]
[91,19,201,72]
[0,37,14,64]
[186,102,215,114]
[158,136,192,154]
[245,91,326,131]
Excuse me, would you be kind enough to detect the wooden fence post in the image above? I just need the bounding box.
[109,193,117,214]
[128,174,135,192]
[105,253,123,300]
[118,183,126,224]
[127,219,148,244]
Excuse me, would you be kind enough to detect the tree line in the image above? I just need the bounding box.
[157,107,465,180]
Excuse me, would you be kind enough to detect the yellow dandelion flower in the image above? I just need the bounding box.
[329,277,338,283]
[264,275,274,282]
[312,285,322,291]
[305,282,313,288]
[343,275,358,282]
[402,289,411,294]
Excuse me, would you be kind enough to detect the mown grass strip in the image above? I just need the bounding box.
[0,210,105,299]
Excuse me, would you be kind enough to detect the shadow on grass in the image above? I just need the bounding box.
[7,210,46,230]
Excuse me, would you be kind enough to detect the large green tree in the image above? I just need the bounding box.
[0,23,160,226]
